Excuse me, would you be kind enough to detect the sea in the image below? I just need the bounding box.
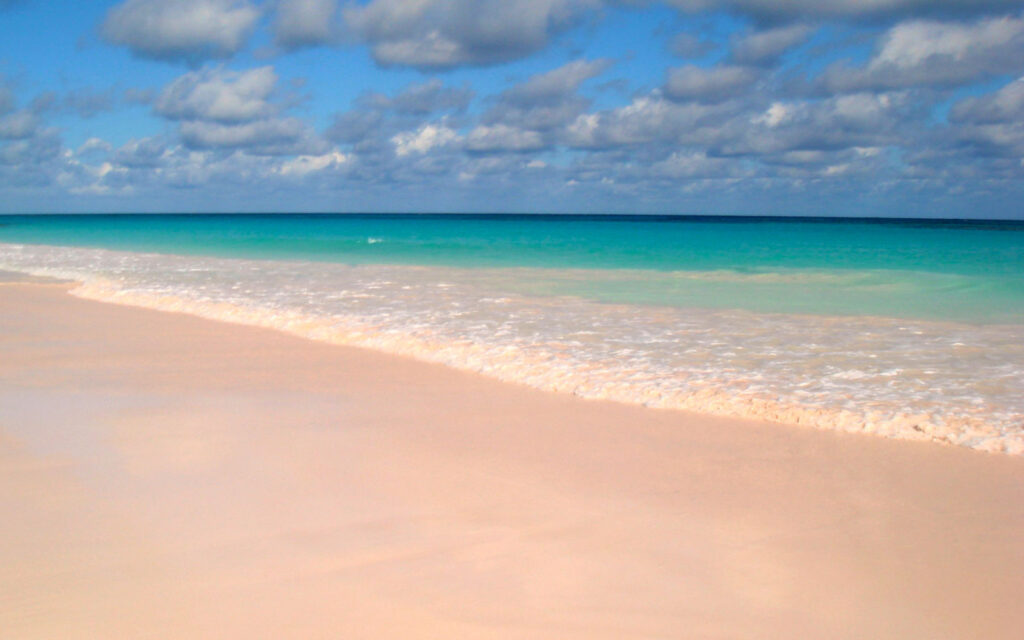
[1,214,1021,454]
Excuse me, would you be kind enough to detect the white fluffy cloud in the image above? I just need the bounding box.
[101,0,261,65]
[155,66,279,123]
[274,150,348,176]
[823,15,1024,90]
[149,65,325,155]
[391,123,461,156]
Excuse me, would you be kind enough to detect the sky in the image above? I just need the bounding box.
[1,0,1023,217]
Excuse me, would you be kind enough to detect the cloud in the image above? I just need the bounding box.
[0,87,14,115]
[274,150,348,176]
[668,33,715,58]
[29,91,56,113]
[62,87,117,118]
[179,117,322,154]
[362,78,474,114]
[149,65,326,155]
[155,66,278,123]
[0,127,61,178]
[730,24,812,65]
[0,111,39,140]
[652,150,746,179]
[124,87,156,105]
[664,64,759,102]
[719,91,915,155]
[465,124,546,152]
[77,138,114,155]
[274,0,338,50]
[391,123,460,156]
[101,0,261,65]
[113,137,169,167]
[821,15,1024,90]
[950,77,1024,124]
[325,109,383,145]
[500,58,610,106]
[663,0,1022,21]
[948,77,1024,157]
[564,94,723,149]
[342,0,596,69]
[480,59,611,131]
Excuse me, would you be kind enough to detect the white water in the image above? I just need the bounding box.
[3,242,1022,454]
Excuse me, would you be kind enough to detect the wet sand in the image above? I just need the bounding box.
[1,279,1022,639]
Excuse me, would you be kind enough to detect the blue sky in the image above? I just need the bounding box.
[1,0,1023,217]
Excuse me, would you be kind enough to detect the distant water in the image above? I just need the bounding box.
[1,214,1022,453]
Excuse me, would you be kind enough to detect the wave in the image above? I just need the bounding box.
[2,242,1022,455]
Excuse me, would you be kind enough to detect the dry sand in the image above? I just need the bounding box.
[1,279,1022,639]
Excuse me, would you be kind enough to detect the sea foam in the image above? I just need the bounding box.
[2,242,1021,454]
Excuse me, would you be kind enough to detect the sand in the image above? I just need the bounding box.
[1,278,1022,639]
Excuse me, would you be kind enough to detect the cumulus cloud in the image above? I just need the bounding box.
[730,24,812,65]
[564,95,722,149]
[274,0,338,50]
[652,150,746,179]
[114,137,169,167]
[61,87,117,118]
[0,87,14,115]
[664,64,759,103]
[8,0,1024,212]
[148,65,326,155]
[502,58,610,105]
[663,0,1021,21]
[0,111,39,140]
[325,109,383,145]
[951,77,1024,124]
[391,123,461,156]
[716,92,915,156]
[77,138,114,155]
[343,0,596,69]
[179,117,322,154]
[668,33,715,58]
[274,150,348,176]
[821,15,1024,90]
[101,0,261,65]
[948,77,1024,158]
[155,66,279,123]
[481,59,611,132]
[363,78,473,114]
[465,124,546,152]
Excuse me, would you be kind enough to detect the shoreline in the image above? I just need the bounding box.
[2,280,1023,638]
[3,247,1020,454]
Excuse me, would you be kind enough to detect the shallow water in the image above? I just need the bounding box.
[2,232,1021,454]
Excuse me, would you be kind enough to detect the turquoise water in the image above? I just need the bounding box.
[1,214,1022,452]
[1,214,1022,322]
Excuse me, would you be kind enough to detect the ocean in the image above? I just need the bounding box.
[1,214,1021,453]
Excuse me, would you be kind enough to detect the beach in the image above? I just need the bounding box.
[2,276,1022,639]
